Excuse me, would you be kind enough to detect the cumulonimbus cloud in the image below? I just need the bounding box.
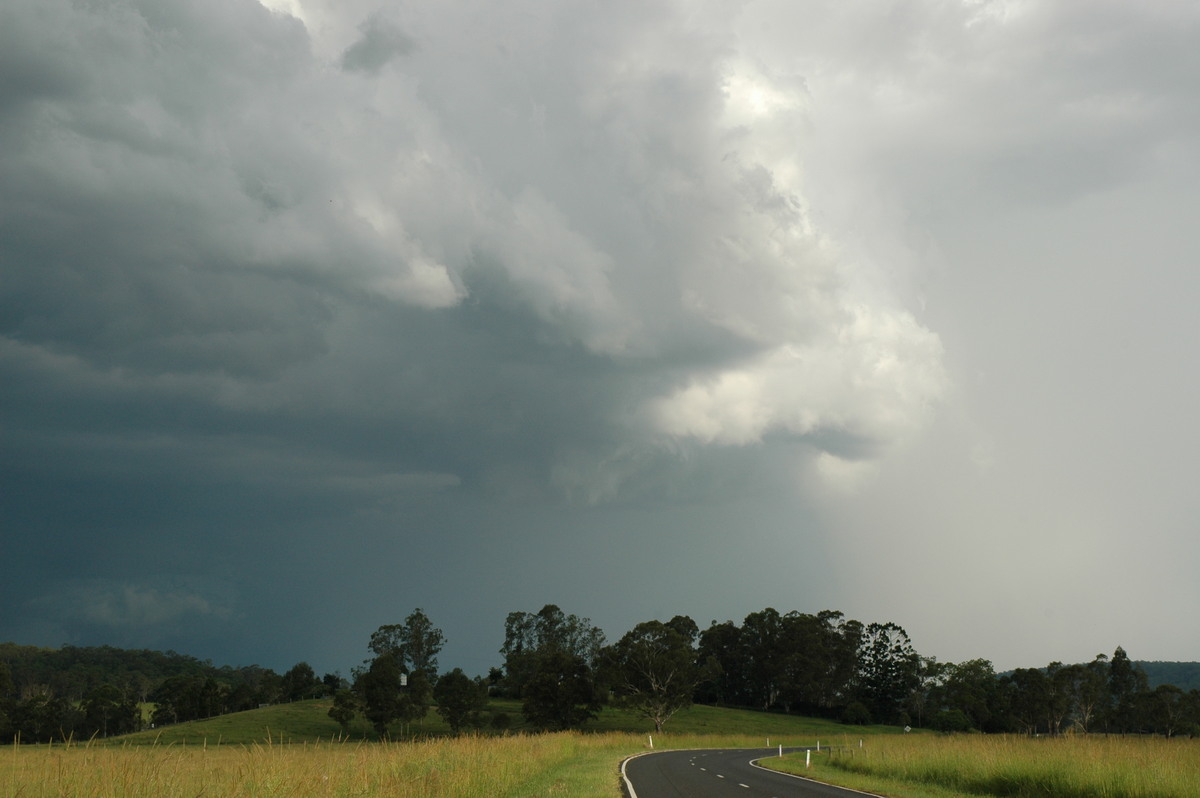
[0,0,946,503]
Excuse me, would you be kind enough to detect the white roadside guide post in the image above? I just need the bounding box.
[778,744,783,757]
[806,750,811,768]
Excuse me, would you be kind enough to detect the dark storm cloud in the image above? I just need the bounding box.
[0,0,945,672]
[12,0,1195,676]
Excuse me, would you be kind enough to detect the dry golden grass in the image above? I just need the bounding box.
[1,728,843,798]
[1,733,645,798]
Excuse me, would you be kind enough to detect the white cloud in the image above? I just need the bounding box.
[649,306,944,449]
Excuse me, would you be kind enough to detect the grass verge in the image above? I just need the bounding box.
[762,734,1200,798]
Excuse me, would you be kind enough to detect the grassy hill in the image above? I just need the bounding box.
[112,699,897,746]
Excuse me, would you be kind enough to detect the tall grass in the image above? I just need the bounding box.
[2,733,642,798]
[769,734,1200,798]
[1,729,859,798]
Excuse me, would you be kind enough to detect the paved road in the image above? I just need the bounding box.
[622,748,878,798]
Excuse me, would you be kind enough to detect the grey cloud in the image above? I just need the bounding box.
[8,0,1192,677]
[341,14,415,74]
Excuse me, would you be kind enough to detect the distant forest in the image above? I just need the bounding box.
[3,607,1200,742]
[1139,661,1200,692]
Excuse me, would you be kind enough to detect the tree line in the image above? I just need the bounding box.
[4,606,1200,742]
[327,605,1200,739]
[0,643,341,742]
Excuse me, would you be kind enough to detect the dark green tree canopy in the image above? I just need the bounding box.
[855,621,920,724]
[281,662,322,701]
[357,652,405,736]
[521,648,603,731]
[603,618,709,732]
[500,604,605,699]
[501,604,606,730]
[367,608,446,677]
[433,668,488,734]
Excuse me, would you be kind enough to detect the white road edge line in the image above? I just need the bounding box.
[620,751,653,798]
[748,755,886,797]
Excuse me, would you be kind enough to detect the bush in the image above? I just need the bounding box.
[931,709,973,732]
[841,702,872,725]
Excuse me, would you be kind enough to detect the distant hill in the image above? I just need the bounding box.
[0,641,284,702]
[1137,661,1200,692]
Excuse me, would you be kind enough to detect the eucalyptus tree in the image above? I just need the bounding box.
[696,620,746,706]
[367,608,446,677]
[500,604,606,729]
[603,618,710,732]
[1106,646,1148,732]
[434,668,488,734]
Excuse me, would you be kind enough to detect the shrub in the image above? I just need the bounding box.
[841,702,872,725]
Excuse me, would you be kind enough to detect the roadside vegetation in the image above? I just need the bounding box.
[0,700,895,798]
[767,733,1200,798]
[0,732,641,798]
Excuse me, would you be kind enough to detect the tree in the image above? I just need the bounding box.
[434,669,488,734]
[0,662,13,742]
[696,620,745,706]
[1043,662,1076,735]
[10,692,78,743]
[150,674,226,725]
[500,604,605,696]
[930,659,1002,732]
[80,683,139,738]
[368,608,446,677]
[521,648,603,730]
[856,622,921,724]
[323,672,348,694]
[327,688,359,734]
[907,656,944,728]
[775,611,861,713]
[1147,684,1186,737]
[1006,667,1049,735]
[281,662,322,701]
[740,608,786,710]
[356,653,404,737]
[1106,646,1148,732]
[1062,656,1110,733]
[604,619,710,732]
[501,604,606,729]
[394,669,433,731]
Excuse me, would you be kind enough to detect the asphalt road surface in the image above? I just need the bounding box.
[622,748,879,798]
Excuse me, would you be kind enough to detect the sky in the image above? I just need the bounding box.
[3,0,1199,681]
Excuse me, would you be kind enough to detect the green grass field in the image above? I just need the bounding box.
[112,697,889,746]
